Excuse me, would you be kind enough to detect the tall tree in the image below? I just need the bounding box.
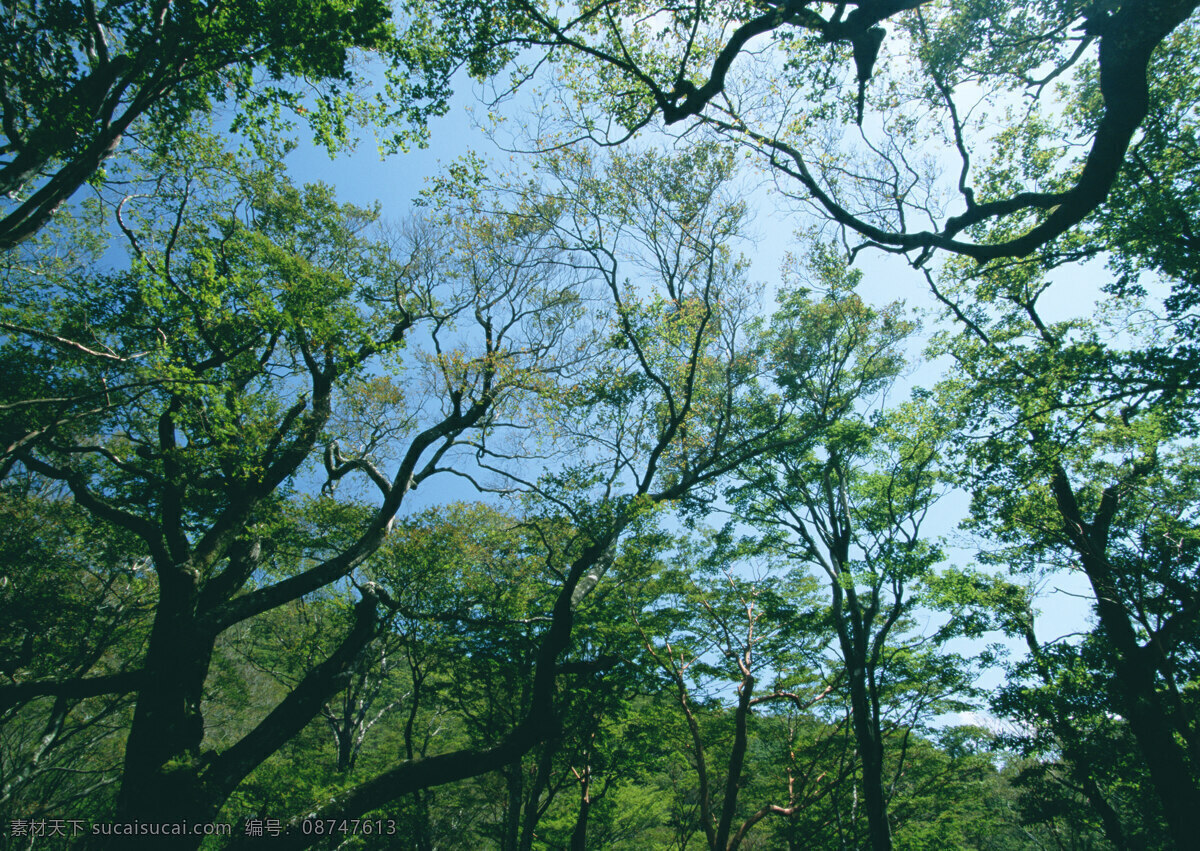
[733,248,973,850]
[931,246,1200,847]
[0,129,583,845]
[1,132,821,848]
[235,141,815,849]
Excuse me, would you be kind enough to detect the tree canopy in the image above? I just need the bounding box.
[454,0,1199,265]
[0,0,475,249]
[3,1,1200,849]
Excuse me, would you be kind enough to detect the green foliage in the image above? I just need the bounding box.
[0,0,491,248]
[926,159,1200,844]
[0,476,150,824]
[1092,20,1200,322]
[10,7,1198,839]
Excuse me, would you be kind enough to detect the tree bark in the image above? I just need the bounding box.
[846,666,891,851]
[569,771,591,851]
[102,563,214,847]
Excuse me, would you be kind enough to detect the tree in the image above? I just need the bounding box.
[469,0,1199,264]
[238,141,814,848]
[996,631,1174,848]
[372,503,663,851]
[731,247,975,850]
[11,1,1195,843]
[930,245,1200,847]
[0,128,583,845]
[628,539,835,851]
[2,132,821,848]
[0,0,480,249]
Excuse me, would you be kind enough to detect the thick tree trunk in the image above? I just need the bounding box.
[91,570,382,848]
[846,668,891,851]
[0,129,126,250]
[1108,633,1200,848]
[0,58,129,199]
[98,568,216,849]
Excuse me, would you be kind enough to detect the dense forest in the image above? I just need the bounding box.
[2,0,1199,848]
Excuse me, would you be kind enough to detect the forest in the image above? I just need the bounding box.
[2,0,1199,848]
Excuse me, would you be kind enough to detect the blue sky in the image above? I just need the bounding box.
[274,77,1103,707]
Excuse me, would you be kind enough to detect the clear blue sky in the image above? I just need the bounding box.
[278,79,1102,707]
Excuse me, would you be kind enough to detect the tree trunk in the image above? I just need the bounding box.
[518,740,556,851]
[714,672,755,850]
[502,763,523,851]
[1109,642,1200,848]
[569,775,591,851]
[1051,465,1200,848]
[334,723,355,773]
[98,568,216,849]
[846,667,891,851]
[830,557,892,851]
